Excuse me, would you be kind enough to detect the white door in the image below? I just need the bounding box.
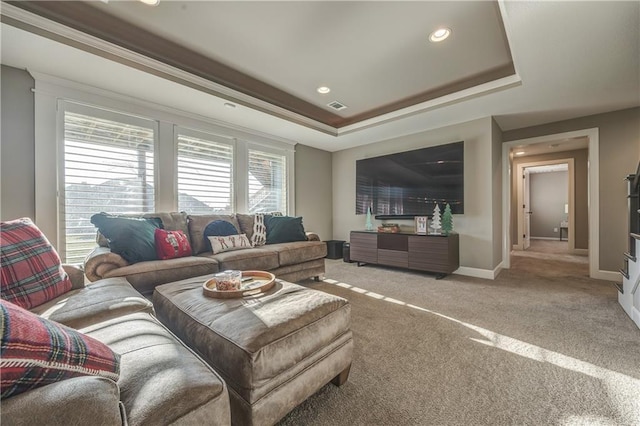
[523,169,531,250]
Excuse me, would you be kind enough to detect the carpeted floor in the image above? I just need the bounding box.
[278,247,640,426]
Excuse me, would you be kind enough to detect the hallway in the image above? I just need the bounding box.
[510,240,589,278]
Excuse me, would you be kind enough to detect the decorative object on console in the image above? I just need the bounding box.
[430,204,442,234]
[155,229,192,260]
[442,203,454,235]
[414,216,428,235]
[365,206,374,231]
[0,299,121,399]
[377,223,400,233]
[0,218,72,309]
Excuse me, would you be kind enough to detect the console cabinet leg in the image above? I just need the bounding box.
[331,364,351,387]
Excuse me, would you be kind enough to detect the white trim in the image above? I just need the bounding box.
[530,237,562,241]
[28,71,298,148]
[454,264,502,280]
[502,128,599,279]
[572,248,589,256]
[633,306,640,329]
[592,270,620,282]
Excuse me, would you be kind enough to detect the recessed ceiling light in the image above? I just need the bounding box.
[139,0,160,5]
[224,102,236,109]
[429,27,451,42]
[549,143,560,148]
[317,86,331,94]
[515,151,526,156]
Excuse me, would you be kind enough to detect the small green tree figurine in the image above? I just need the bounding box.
[442,203,454,235]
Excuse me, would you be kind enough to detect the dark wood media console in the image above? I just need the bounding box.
[349,231,459,279]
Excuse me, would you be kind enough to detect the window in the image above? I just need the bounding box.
[247,147,287,213]
[61,107,156,263]
[177,130,234,214]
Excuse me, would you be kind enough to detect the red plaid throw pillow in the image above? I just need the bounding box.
[0,218,72,309]
[154,229,192,260]
[0,299,121,398]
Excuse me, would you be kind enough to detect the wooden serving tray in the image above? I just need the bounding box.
[203,270,276,299]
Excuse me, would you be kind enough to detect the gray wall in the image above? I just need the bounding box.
[529,171,568,238]
[504,107,640,271]
[294,144,333,241]
[1,65,35,221]
[511,149,588,249]
[332,117,503,272]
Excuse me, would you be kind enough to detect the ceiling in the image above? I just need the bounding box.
[1,1,638,152]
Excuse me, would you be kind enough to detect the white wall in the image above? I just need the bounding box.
[332,117,502,274]
[295,144,333,240]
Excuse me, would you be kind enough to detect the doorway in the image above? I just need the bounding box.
[501,128,603,279]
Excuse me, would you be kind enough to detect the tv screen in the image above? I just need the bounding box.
[356,141,464,217]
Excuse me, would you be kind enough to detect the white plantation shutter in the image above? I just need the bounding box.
[248,148,287,214]
[61,109,156,264]
[177,131,234,214]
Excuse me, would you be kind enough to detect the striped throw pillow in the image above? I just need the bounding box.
[0,218,72,309]
[0,299,121,398]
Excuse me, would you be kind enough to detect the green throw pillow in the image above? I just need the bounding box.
[265,216,307,244]
[90,213,162,264]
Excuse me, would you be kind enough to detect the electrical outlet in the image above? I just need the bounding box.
[554,227,558,233]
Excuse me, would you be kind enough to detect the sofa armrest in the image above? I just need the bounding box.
[62,264,86,290]
[306,232,321,242]
[1,376,124,426]
[84,247,129,282]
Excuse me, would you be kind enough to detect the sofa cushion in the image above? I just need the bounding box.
[155,229,192,260]
[265,216,307,244]
[235,213,256,241]
[0,299,121,399]
[103,256,219,295]
[203,220,240,251]
[30,277,153,329]
[208,234,251,254]
[81,312,230,426]
[91,213,162,264]
[96,212,190,248]
[257,240,327,266]
[188,214,241,255]
[0,218,72,310]
[200,248,279,272]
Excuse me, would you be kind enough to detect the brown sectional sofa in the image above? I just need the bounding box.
[84,212,327,295]
[1,267,231,426]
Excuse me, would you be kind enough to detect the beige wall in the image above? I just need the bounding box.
[332,117,502,272]
[504,107,640,271]
[1,65,35,221]
[294,144,333,241]
[511,149,589,249]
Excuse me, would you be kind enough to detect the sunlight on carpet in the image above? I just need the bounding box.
[322,277,640,421]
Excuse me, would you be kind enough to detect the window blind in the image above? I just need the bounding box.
[61,111,155,264]
[177,133,234,214]
[248,148,287,214]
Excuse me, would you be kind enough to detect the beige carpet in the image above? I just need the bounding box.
[278,252,640,425]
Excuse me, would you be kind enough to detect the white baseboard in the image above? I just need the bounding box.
[512,244,521,250]
[633,306,640,330]
[530,237,560,241]
[571,248,588,256]
[454,264,502,280]
[592,270,621,281]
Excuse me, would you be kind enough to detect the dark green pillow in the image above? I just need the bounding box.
[90,213,162,264]
[265,216,307,244]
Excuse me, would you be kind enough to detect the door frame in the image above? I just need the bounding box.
[515,158,575,251]
[502,127,605,280]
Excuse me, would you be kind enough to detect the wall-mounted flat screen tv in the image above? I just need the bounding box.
[356,141,464,218]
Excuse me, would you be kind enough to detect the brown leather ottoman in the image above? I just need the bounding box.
[152,275,353,426]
